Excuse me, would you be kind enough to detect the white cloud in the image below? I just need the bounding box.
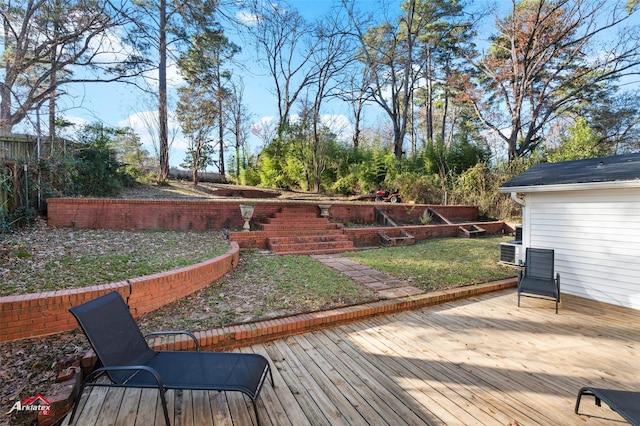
[320,114,353,143]
[119,110,187,151]
[236,10,259,26]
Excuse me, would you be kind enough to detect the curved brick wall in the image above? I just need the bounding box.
[0,242,240,342]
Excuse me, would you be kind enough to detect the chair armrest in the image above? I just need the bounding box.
[144,330,200,350]
[86,365,165,389]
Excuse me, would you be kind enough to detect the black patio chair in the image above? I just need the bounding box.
[575,386,640,425]
[517,247,560,314]
[68,291,273,425]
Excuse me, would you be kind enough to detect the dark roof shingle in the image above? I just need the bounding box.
[500,152,640,190]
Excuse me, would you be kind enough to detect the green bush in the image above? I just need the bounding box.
[449,161,526,220]
[389,172,443,204]
[70,144,133,196]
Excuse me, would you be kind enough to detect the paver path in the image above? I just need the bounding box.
[311,254,424,299]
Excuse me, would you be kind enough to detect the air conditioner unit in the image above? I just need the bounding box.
[500,241,523,265]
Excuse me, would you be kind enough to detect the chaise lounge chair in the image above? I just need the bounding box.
[68,291,273,425]
[517,247,560,314]
[575,386,640,425]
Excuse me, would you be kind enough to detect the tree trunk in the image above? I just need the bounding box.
[425,46,434,144]
[158,0,170,181]
[218,96,225,176]
[353,101,362,149]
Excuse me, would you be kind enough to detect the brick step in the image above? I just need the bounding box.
[268,234,351,245]
[259,222,342,231]
[260,207,353,255]
[273,247,358,256]
[269,239,354,253]
[272,211,319,219]
[262,216,330,225]
[261,229,346,237]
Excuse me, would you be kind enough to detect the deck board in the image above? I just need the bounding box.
[61,290,640,425]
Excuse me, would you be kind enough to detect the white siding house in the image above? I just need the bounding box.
[499,153,640,310]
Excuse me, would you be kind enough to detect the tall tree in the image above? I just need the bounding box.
[460,0,640,161]
[227,81,251,180]
[351,0,428,161]
[412,0,471,146]
[247,0,320,137]
[175,82,216,186]
[305,8,355,192]
[133,0,218,181]
[337,63,373,150]
[0,0,150,135]
[176,29,238,183]
[578,88,640,154]
[211,32,240,177]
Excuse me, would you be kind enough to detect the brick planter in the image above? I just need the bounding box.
[0,243,240,342]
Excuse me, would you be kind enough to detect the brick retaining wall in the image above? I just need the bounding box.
[229,222,509,250]
[46,198,480,230]
[0,243,240,342]
[344,222,508,247]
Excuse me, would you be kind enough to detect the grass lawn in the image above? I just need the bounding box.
[344,235,517,292]
[0,228,230,295]
[137,250,379,332]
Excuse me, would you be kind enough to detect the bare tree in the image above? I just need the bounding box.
[0,0,151,135]
[337,64,374,149]
[308,12,355,191]
[347,0,427,161]
[246,1,321,137]
[461,0,640,161]
[227,80,251,179]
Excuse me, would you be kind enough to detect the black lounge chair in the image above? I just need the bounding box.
[517,247,560,314]
[68,291,273,425]
[575,386,640,425]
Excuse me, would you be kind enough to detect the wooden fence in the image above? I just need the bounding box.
[1,135,76,219]
[0,134,73,162]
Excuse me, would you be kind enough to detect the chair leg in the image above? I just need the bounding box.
[68,382,87,424]
[575,387,602,415]
[252,398,261,426]
[269,365,274,387]
[573,388,586,414]
[575,387,590,414]
[159,388,170,426]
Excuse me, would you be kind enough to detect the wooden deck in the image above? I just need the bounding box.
[62,290,640,425]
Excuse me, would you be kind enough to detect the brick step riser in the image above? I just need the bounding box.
[259,224,341,231]
[269,235,350,244]
[263,217,329,225]
[274,247,358,256]
[269,241,355,252]
[272,212,320,219]
[259,229,345,237]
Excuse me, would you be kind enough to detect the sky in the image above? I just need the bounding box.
[56,0,374,170]
[28,0,640,170]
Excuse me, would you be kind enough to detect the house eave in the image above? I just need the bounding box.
[498,179,640,194]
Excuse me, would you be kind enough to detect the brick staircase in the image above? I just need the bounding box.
[258,207,356,255]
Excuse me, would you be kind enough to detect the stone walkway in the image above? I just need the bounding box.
[311,254,424,299]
